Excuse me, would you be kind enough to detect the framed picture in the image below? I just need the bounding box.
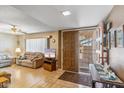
[116,26,124,48]
[114,30,117,47]
[110,28,115,48]
[108,31,111,49]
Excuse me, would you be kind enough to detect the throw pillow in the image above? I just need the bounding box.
[5,55,9,60]
[1,55,7,60]
[19,55,27,60]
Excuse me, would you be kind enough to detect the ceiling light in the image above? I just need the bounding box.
[11,25,17,32]
[62,11,71,16]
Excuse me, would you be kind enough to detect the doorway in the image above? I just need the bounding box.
[79,30,95,73]
[62,29,96,73]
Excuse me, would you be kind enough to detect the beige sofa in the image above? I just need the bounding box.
[16,52,44,69]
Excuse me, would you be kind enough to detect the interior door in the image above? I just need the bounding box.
[63,31,79,72]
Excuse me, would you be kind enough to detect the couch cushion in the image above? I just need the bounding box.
[0,55,9,60]
[24,52,44,60]
[0,55,5,60]
[19,60,32,64]
[0,60,11,63]
[19,55,27,60]
[25,53,33,60]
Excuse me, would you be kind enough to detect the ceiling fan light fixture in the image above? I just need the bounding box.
[11,25,17,32]
[62,11,71,16]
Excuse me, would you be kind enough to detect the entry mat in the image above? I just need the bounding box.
[59,71,91,87]
[80,67,89,73]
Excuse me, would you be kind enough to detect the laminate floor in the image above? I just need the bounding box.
[0,65,90,88]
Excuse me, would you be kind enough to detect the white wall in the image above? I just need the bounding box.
[0,33,17,56]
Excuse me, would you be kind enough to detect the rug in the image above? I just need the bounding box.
[79,67,89,73]
[59,71,91,87]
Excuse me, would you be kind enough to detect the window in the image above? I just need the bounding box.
[80,38,93,46]
[26,38,47,53]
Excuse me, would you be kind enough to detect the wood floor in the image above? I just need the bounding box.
[0,65,89,88]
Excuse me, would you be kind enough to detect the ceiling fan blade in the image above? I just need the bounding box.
[17,29,28,34]
[0,20,14,26]
[0,21,27,35]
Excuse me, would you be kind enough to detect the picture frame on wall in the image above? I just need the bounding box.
[108,31,111,49]
[108,25,124,48]
[110,28,115,48]
[116,26,124,48]
[106,21,112,49]
[114,30,117,47]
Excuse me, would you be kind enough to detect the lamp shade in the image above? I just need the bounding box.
[15,48,21,53]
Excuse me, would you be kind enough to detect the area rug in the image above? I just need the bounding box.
[59,71,91,87]
[80,67,89,73]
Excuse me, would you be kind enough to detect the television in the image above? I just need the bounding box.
[44,48,56,58]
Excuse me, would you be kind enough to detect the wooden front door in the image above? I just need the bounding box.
[63,31,79,72]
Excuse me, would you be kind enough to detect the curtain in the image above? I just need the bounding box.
[26,38,47,53]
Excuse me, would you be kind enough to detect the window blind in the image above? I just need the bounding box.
[26,38,47,53]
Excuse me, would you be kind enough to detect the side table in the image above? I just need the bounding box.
[43,58,56,71]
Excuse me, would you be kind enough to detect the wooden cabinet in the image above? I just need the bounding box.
[12,58,16,64]
[43,58,56,71]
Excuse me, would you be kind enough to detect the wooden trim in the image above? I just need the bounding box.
[61,25,98,32]
[58,30,61,68]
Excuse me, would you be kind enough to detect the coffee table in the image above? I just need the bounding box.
[0,77,9,88]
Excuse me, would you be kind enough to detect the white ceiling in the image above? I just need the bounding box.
[0,5,113,35]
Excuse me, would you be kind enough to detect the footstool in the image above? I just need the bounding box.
[0,72,11,82]
[0,77,9,88]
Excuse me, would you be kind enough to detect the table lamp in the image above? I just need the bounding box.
[15,48,21,57]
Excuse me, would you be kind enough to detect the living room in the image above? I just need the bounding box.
[1,4,124,89]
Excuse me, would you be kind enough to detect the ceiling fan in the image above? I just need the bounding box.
[11,25,28,34]
[0,20,28,34]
